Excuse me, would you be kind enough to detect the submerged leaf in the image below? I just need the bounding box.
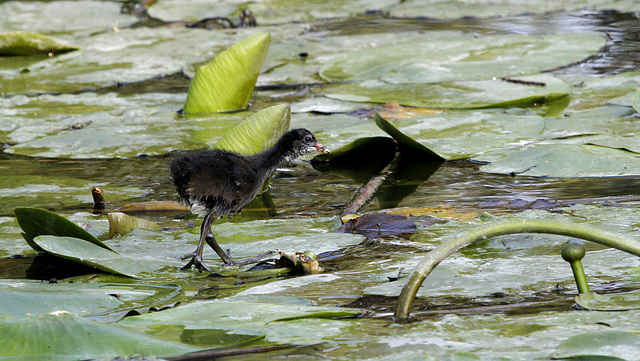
[212,104,291,155]
[0,31,79,56]
[183,32,271,113]
[14,207,114,253]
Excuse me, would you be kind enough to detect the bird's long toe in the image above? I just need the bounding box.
[180,252,213,273]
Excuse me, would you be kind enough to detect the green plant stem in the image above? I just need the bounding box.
[394,218,640,323]
[570,259,591,294]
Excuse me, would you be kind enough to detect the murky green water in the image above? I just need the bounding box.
[4,3,640,360]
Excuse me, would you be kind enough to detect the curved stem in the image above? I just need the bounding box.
[570,259,591,294]
[394,219,640,323]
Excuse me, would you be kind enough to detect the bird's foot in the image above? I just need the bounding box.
[180,252,213,273]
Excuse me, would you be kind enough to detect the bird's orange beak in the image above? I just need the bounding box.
[314,142,330,153]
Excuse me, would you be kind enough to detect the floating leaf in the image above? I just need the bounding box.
[480,143,640,177]
[32,235,158,278]
[553,330,640,360]
[0,311,198,361]
[118,299,364,346]
[14,207,114,253]
[108,212,161,239]
[575,291,640,311]
[212,104,291,155]
[0,280,180,320]
[320,75,571,116]
[319,32,605,84]
[0,31,79,56]
[183,32,271,113]
[272,310,366,322]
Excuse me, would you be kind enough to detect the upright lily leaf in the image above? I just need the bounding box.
[0,311,198,361]
[374,112,444,160]
[212,104,291,156]
[183,32,271,113]
[0,31,79,56]
[14,207,115,253]
[32,235,159,278]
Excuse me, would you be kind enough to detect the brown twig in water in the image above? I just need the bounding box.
[500,77,547,87]
[341,152,400,216]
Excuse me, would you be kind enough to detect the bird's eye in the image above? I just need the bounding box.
[304,135,313,142]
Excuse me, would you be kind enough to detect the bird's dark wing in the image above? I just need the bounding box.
[171,150,265,215]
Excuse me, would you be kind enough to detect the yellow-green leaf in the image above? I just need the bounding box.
[212,104,291,156]
[183,32,271,113]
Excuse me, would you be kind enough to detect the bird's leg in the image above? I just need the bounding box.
[181,212,219,272]
[204,231,236,266]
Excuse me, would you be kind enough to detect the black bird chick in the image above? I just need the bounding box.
[171,128,330,272]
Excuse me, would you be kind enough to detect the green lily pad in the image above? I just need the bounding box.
[118,299,364,346]
[183,32,271,113]
[212,104,291,155]
[553,330,640,360]
[319,74,572,115]
[14,207,114,253]
[480,143,640,177]
[0,280,180,320]
[0,31,79,56]
[319,32,605,84]
[32,235,158,278]
[575,291,640,311]
[372,111,545,160]
[0,311,198,361]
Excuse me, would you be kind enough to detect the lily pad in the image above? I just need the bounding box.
[553,330,640,360]
[32,235,158,278]
[372,111,545,160]
[480,143,640,177]
[319,74,572,115]
[575,291,640,311]
[14,207,114,253]
[118,298,365,346]
[183,32,271,113]
[319,32,605,84]
[0,311,198,361]
[0,280,180,320]
[0,31,79,56]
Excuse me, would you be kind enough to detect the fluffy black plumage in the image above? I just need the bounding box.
[171,128,329,271]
